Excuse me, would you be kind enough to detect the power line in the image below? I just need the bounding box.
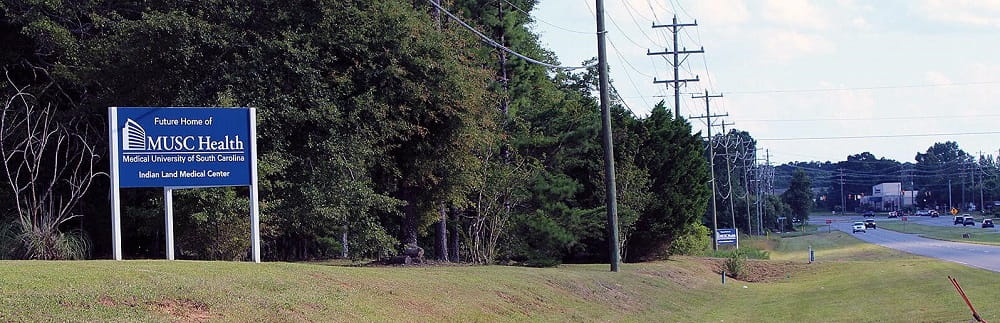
[608,39,652,109]
[758,131,1000,141]
[738,113,1000,122]
[429,0,593,70]
[727,80,1000,95]
[502,0,591,35]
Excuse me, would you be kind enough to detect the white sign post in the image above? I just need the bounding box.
[164,188,175,260]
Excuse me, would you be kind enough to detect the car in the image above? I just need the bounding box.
[888,211,899,218]
[863,210,875,217]
[954,216,964,225]
[864,219,877,229]
[915,210,930,216]
[930,210,940,218]
[983,219,995,228]
[852,222,866,233]
[963,216,975,226]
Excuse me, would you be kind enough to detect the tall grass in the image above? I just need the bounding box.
[0,222,91,260]
[704,247,770,260]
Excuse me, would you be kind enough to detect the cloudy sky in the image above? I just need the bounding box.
[530,0,1000,164]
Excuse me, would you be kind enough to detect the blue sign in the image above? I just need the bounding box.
[716,228,738,245]
[111,107,254,188]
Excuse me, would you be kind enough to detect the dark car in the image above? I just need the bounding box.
[863,210,875,217]
[864,219,877,229]
[930,210,940,218]
[963,216,975,226]
[984,219,995,228]
[954,216,964,225]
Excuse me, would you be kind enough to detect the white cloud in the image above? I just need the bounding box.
[761,0,831,30]
[762,30,834,61]
[850,17,870,29]
[693,0,750,25]
[918,0,1000,27]
[924,71,952,85]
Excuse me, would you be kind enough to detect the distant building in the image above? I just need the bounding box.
[860,182,918,211]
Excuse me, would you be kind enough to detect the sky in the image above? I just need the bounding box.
[529,0,1000,164]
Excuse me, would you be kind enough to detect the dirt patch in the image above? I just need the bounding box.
[495,290,548,315]
[93,295,140,308]
[98,295,116,307]
[541,278,641,313]
[633,264,710,289]
[148,299,215,322]
[307,272,357,289]
[698,258,810,282]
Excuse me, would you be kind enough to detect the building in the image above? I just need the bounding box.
[860,182,918,211]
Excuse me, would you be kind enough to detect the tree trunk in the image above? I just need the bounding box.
[449,208,460,262]
[435,204,449,261]
[401,186,419,247]
[341,230,348,259]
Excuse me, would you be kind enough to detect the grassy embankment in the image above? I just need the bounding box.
[880,221,1000,245]
[1,231,996,322]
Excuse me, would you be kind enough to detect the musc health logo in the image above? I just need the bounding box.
[123,119,147,150]
[121,118,246,153]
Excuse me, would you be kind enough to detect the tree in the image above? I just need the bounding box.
[915,142,971,209]
[782,169,813,223]
[1,76,100,259]
[627,102,710,261]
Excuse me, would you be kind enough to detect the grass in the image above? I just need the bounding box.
[0,232,997,322]
[879,221,1000,245]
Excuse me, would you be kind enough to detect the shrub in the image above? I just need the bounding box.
[669,223,711,256]
[724,248,746,277]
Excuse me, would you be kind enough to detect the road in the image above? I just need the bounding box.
[810,216,1000,273]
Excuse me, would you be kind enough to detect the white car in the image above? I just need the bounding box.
[852,222,866,233]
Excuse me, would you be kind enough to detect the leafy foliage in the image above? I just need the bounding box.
[782,169,813,222]
[0,1,724,264]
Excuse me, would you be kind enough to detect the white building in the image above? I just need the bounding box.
[860,182,918,211]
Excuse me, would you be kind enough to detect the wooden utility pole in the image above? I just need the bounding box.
[691,90,726,250]
[720,121,737,247]
[649,16,701,118]
[596,0,620,272]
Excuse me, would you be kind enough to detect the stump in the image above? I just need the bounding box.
[962,233,972,239]
[388,255,413,265]
[403,244,425,263]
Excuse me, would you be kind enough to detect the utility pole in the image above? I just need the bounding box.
[979,153,985,215]
[649,16,702,118]
[721,121,738,247]
[949,179,953,211]
[740,138,753,235]
[963,161,967,211]
[691,90,726,250]
[596,0,620,273]
[764,150,774,230]
[839,168,846,214]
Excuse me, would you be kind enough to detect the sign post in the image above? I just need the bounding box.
[165,188,174,260]
[108,107,260,262]
[826,219,832,232]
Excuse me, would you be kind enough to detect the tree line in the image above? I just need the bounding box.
[774,142,1000,214]
[0,0,732,264]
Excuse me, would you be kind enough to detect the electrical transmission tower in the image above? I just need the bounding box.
[648,16,702,118]
[691,90,726,250]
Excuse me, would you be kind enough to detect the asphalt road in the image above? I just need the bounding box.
[810,216,1000,273]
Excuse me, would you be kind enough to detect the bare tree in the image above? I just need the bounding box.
[1,71,102,259]
[464,140,529,264]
